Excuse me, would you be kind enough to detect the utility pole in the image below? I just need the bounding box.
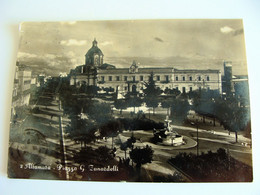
[196,121,199,157]
[227,146,230,170]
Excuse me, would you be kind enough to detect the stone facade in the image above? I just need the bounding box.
[96,66,222,94]
[11,63,32,115]
[70,39,222,95]
[222,61,234,97]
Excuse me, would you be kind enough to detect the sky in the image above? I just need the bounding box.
[17,19,248,76]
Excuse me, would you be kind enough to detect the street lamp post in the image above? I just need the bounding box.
[191,119,199,156]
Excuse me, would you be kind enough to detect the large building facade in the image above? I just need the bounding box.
[11,62,32,115]
[222,61,235,97]
[70,39,222,95]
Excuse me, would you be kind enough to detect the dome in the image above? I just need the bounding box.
[85,39,104,66]
[85,39,103,57]
[85,45,103,57]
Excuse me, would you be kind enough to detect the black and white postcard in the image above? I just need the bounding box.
[8,19,252,182]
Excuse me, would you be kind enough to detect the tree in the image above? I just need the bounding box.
[44,77,60,93]
[143,72,161,115]
[38,96,53,109]
[170,99,190,124]
[164,88,181,97]
[59,84,81,116]
[114,99,127,115]
[74,146,114,165]
[190,89,221,126]
[129,145,154,178]
[120,142,128,159]
[119,135,136,160]
[73,131,96,149]
[78,81,87,93]
[66,116,96,149]
[79,82,98,97]
[213,97,250,142]
[169,148,252,182]
[143,72,161,97]
[99,120,121,148]
[125,94,142,114]
[193,99,216,124]
[86,102,112,124]
[126,135,136,150]
[234,81,250,107]
[225,106,249,143]
[189,89,220,101]
[161,98,174,116]
[145,97,159,115]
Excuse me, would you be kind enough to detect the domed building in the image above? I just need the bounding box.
[69,39,223,96]
[85,39,104,67]
[70,39,104,86]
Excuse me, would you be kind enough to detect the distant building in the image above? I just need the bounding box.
[36,74,53,87]
[30,75,37,86]
[69,39,222,96]
[232,75,250,107]
[11,62,32,115]
[222,61,235,97]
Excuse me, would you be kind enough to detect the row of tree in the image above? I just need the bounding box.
[169,148,252,182]
[192,92,250,142]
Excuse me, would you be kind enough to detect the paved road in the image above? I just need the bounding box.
[119,125,252,178]
[170,124,252,166]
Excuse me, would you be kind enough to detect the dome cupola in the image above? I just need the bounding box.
[85,38,104,66]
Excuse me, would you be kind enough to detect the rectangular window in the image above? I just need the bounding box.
[183,76,185,81]
[140,75,143,81]
[133,76,135,82]
[176,76,178,81]
[207,76,210,81]
[109,76,112,81]
[182,87,186,93]
[124,76,127,81]
[165,75,169,82]
[189,76,192,81]
[199,87,201,91]
[24,80,31,85]
[190,87,192,92]
[116,76,120,81]
[157,76,160,81]
[176,87,178,91]
[198,76,201,81]
[101,76,105,82]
